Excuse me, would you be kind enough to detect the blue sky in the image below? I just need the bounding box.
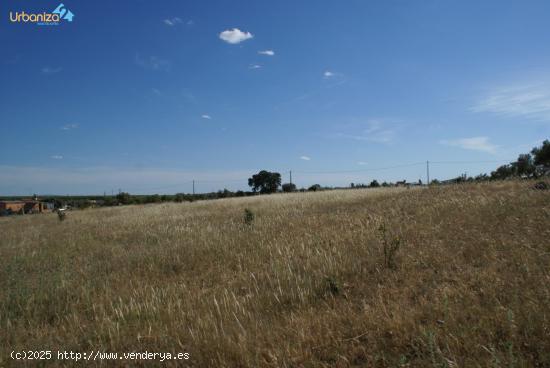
[1,0,549,195]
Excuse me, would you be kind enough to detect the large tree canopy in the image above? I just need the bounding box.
[248,170,281,194]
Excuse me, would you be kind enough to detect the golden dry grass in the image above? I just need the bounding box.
[1,181,549,367]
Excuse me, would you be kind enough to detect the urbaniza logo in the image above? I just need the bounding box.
[9,3,74,26]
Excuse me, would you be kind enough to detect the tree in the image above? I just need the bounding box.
[369,180,380,188]
[217,189,232,198]
[512,153,536,177]
[474,173,489,181]
[174,193,185,202]
[248,170,281,194]
[491,164,514,180]
[116,192,131,205]
[308,184,322,192]
[282,183,296,192]
[532,140,550,167]
[147,194,161,203]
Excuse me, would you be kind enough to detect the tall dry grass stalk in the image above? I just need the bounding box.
[1,181,549,367]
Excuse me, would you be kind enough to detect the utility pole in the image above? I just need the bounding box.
[192,180,195,195]
[426,160,430,185]
[289,170,292,186]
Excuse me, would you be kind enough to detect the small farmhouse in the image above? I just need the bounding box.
[0,200,55,215]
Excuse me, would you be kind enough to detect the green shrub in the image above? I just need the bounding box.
[244,208,255,225]
[377,223,403,269]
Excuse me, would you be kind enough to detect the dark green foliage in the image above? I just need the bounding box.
[512,154,536,177]
[324,276,340,296]
[282,183,296,192]
[116,192,132,205]
[491,164,515,180]
[248,170,282,194]
[377,223,403,269]
[488,140,548,181]
[57,210,66,222]
[244,208,255,225]
[369,180,380,188]
[308,184,322,192]
[146,194,161,203]
[217,189,232,198]
[531,139,550,167]
[475,173,490,181]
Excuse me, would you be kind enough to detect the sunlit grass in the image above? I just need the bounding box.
[1,181,549,367]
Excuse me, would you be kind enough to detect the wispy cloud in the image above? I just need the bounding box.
[152,88,161,96]
[323,70,347,84]
[300,156,311,161]
[163,17,182,26]
[42,66,62,75]
[249,64,262,69]
[135,54,171,72]
[357,161,368,166]
[201,114,212,120]
[337,119,396,143]
[258,50,274,56]
[440,136,498,154]
[50,155,63,160]
[472,83,550,122]
[61,123,78,130]
[219,28,253,44]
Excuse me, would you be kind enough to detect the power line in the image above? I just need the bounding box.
[293,162,425,174]
[430,160,513,164]
[125,181,194,193]
[102,159,515,194]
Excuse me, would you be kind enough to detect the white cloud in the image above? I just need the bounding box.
[163,17,182,26]
[50,155,63,160]
[201,114,212,120]
[61,123,78,130]
[357,161,368,166]
[135,54,171,72]
[258,50,274,56]
[440,136,498,154]
[472,83,550,122]
[249,64,262,69]
[42,66,62,74]
[323,71,347,84]
[300,156,311,161]
[219,28,253,44]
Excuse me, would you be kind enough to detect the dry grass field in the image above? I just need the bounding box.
[1,180,549,367]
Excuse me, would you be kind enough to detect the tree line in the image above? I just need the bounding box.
[432,139,550,184]
[6,140,547,211]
